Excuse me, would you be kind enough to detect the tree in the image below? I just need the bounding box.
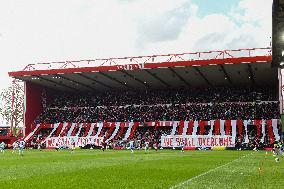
[0,81,24,135]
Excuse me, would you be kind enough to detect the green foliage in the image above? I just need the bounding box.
[0,150,282,188]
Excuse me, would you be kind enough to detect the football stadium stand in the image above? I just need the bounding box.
[8,47,282,149]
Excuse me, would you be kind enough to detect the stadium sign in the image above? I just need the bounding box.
[46,136,103,148]
[161,135,235,148]
[117,63,144,70]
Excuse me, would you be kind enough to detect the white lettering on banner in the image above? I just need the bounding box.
[117,63,144,70]
[161,135,235,148]
[46,137,103,148]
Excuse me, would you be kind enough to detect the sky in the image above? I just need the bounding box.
[0,0,273,91]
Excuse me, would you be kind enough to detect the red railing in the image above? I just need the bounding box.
[21,47,272,72]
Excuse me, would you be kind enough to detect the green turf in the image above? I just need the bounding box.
[0,149,283,189]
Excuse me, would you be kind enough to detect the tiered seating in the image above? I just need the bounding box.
[25,86,279,148]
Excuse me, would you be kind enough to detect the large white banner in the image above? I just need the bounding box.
[46,137,103,148]
[161,135,235,148]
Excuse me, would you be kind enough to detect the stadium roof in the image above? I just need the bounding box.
[8,47,276,92]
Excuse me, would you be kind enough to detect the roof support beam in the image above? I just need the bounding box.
[77,73,112,89]
[193,67,212,86]
[58,75,97,91]
[247,64,256,84]
[119,70,150,88]
[144,69,170,87]
[220,65,232,84]
[35,75,77,91]
[168,67,191,87]
[99,72,132,89]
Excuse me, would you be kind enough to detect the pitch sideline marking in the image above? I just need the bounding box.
[169,152,254,189]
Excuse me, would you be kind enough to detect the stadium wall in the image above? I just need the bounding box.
[24,82,56,135]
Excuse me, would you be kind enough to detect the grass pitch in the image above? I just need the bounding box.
[0,149,283,189]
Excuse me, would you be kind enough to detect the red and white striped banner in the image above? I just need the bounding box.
[29,119,280,145]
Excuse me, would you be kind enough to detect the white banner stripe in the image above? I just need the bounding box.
[220,120,225,136]
[59,122,68,136]
[231,120,237,139]
[272,119,280,141]
[208,120,214,137]
[24,124,40,141]
[87,123,96,137]
[95,122,103,138]
[66,123,76,137]
[171,121,179,136]
[192,121,198,136]
[106,122,120,142]
[123,122,134,140]
[261,120,266,143]
[243,120,249,143]
[42,123,59,143]
[76,123,83,137]
[182,121,189,137]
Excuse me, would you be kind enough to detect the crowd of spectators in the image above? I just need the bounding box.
[49,86,275,107]
[35,85,279,124]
